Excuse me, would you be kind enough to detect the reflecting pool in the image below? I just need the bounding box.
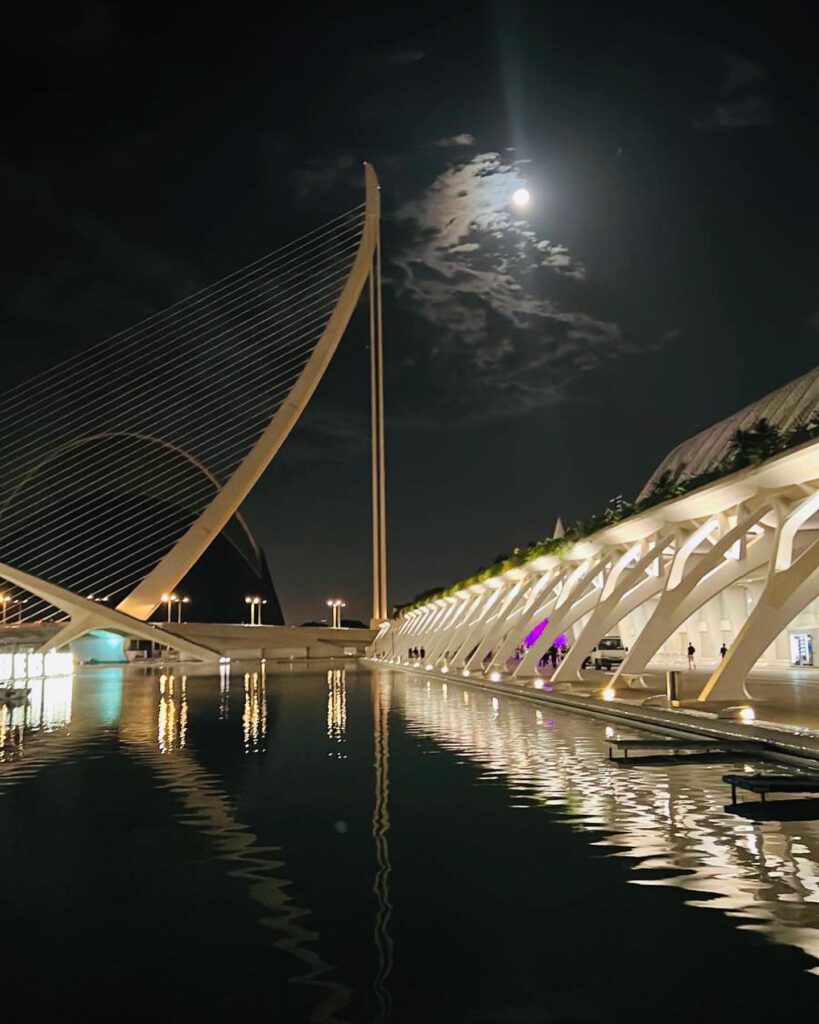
[1,662,818,1022]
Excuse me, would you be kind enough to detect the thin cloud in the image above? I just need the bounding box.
[695,51,772,130]
[390,152,623,421]
[365,50,425,73]
[434,133,476,148]
[291,155,358,198]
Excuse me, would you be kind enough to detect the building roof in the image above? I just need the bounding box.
[639,364,819,500]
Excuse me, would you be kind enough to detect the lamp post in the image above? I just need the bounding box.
[0,595,12,626]
[245,596,266,625]
[161,593,179,623]
[325,598,346,629]
[178,596,190,623]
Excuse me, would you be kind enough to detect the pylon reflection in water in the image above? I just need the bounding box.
[243,671,267,753]
[219,660,231,719]
[371,671,393,1021]
[158,673,187,753]
[327,668,347,756]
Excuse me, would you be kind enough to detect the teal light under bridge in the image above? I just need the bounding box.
[70,629,129,666]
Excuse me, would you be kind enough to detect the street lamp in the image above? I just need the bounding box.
[325,598,346,629]
[245,596,267,625]
[0,595,14,626]
[178,596,191,623]
[161,593,179,623]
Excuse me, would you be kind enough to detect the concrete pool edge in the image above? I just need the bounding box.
[365,658,819,770]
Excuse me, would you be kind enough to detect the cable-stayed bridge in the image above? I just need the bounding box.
[0,164,386,661]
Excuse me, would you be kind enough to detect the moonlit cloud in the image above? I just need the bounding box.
[694,51,772,130]
[434,133,476,148]
[390,151,622,421]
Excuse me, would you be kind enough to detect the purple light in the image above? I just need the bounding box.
[524,618,549,647]
[523,617,567,650]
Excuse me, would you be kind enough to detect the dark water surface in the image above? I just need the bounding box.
[2,662,819,1022]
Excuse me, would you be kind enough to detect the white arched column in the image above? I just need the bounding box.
[610,510,774,684]
[423,597,467,661]
[485,569,560,670]
[486,565,572,671]
[449,584,508,668]
[464,574,530,670]
[513,578,605,677]
[513,553,609,677]
[552,537,672,681]
[427,590,488,664]
[699,507,819,701]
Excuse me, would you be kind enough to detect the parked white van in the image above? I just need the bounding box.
[585,636,627,671]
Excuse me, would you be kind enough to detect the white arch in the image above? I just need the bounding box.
[119,165,382,620]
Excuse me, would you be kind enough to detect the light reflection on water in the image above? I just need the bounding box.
[0,674,73,762]
[4,661,819,1021]
[397,671,819,975]
[121,662,352,1023]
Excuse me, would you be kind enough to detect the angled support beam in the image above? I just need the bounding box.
[464,575,529,670]
[423,598,472,662]
[610,510,774,684]
[486,569,559,671]
[513,585,603,678]
[513,554,609,677]
[699,506,819,701]
[552,534,674,681]
[449,586,508,668]
[0,561,220,662]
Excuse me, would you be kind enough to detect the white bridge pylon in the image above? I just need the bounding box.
[373,437,819,702]
[0,165,382,660]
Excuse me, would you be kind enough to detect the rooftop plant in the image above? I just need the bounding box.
[396,415,819,614]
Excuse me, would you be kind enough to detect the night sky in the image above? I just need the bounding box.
[3,1,818,623]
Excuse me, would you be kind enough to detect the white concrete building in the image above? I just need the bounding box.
[372,366,819,702]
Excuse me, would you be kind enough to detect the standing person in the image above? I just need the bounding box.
[687,643,696,669]
[420,647,425,659]
[720,642,728,659]
[548,645,558,669]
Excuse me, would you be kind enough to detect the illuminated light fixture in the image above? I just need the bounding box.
[605,725,615,739]
[739,706,756,723]
[245,595,267,625]
[325,597,346,629]
[489,671,502,682]
[602,687,616,702]
[462,668,471,677]
[533,678,544,689]
[413,661,420,668]
[425,663,433,671]
[512,187,530,207]
[441,665,449,674]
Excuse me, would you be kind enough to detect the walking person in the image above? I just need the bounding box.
[687,643,696,669]
[720,642,728,659]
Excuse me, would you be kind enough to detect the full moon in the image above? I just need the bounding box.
[512,188,530,207]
